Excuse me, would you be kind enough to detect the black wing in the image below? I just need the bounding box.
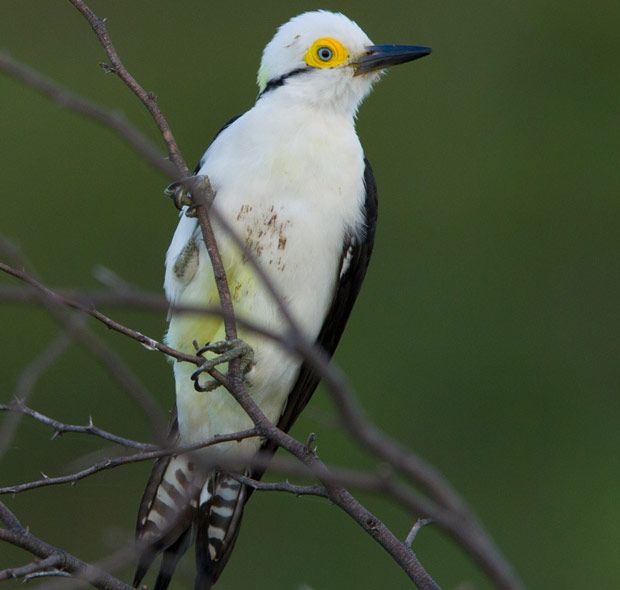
[272,157,378,436]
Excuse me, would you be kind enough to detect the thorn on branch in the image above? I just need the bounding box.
[405,518,433,549]
[22,569,71,582]
[98,62,116,74]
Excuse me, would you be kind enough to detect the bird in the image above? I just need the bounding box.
[133,10,430,590]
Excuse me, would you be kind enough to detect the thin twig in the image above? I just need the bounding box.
[23,569,72,582]
[0,399,445,532]
[35,542,136,590]
[66,0,239,351]
[231,473,328,498]
[187,346,442,590]
[0,501,132,590]
[0,402,156,451]
[0,283,291,359]
[0,260,231,387]
[0,428,259,495]
[66,0,187,175]
[192,179,238,342]
[0,554,64,582]
[405,518,433,549]
[0,259,192,364]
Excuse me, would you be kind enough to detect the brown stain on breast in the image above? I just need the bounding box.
[237,204,290,270]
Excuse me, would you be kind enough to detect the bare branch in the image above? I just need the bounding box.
[66,0,187,176]
[66,0,240,355]
[232,474,328,498]
[0,500,22,530]
[23,569,72,582]
[35,544,136,590]
[0,225,518,588]
[186,346,442,589]
[0,554,64,582]
[0,260,233,399]
[0,400,437,523]
[0,501,132,590]
[0,402,156,451]
[192,178,238,343]
[0,283,293,361]
[0,260,198,366]
[0,428,259,495]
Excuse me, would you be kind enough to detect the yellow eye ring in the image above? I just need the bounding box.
[305,38,349,69]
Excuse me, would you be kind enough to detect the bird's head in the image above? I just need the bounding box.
[257,11,431,115]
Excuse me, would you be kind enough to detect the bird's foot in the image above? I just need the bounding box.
[191,339,255,392]
[164,175,214,217]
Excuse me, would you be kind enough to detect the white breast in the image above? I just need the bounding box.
[165,96,366,450]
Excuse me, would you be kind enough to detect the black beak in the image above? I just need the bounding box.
[355,44,432,75]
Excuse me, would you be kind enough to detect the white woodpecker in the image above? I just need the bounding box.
[133,10,431,590]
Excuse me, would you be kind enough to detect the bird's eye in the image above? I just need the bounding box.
[317,46,333,62]
[304,38,349,69]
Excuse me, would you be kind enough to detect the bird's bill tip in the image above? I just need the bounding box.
[354,44,432,75]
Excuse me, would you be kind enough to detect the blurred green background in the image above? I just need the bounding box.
[1,1,619,588]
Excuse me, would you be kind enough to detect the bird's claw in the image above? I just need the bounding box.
[164,175,214,218]
[191,339,255,392]
[164,179,194,212]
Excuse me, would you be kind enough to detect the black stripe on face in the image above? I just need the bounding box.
[260,67,310,96]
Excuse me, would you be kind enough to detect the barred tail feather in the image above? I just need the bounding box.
[133,454,203,590]
[194,473,248,590]
[134,462,249,590]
